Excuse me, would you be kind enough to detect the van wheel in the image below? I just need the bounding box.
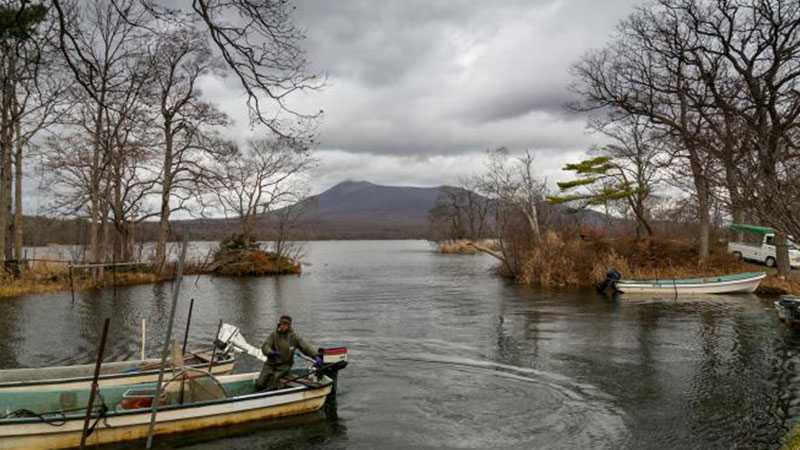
[733,251,743,261]
[766,257,776,268]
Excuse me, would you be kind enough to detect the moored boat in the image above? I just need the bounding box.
[0,351,235,394]
[775,295,800,325]
[0,367,342,450]
[612,271,766,295]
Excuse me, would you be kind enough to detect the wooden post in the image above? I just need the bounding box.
[207,319,223,373]
[181,298,195,356]
[179,298,195,405]
[79,318,110,450]
[68,265,75,304]
[141,319,146,361]
[145,238,188,449]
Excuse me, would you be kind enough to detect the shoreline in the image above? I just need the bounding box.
[435,237,800,297]
[0,248,302,299]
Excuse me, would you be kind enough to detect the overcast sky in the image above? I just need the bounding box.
[198,0,642,195]
[22,0,642,216]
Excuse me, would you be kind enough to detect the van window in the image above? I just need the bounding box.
[766,235,775,246]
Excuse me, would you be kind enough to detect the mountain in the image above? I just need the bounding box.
[168,180,611,240]
[290,180,444,239]
[24,180,612,244]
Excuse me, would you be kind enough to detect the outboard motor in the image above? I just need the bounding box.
[596,268,622,295]
[317,344,348,416]
[778,296,800,322]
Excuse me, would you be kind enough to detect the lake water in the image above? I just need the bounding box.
[1,240,798,449]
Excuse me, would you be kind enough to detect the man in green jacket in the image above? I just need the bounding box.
[256,315,320,391]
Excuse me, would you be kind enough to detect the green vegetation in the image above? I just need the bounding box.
[548,157,635,206]
[0,3,47,40]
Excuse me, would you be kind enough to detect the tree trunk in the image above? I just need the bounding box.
[523,208,540,242]
[156,207,170,271]
[0,49,12,265]
[12,96,23,263]
[629,195,653,239]
[89,98,105,267]
[687,149,710,263]
[732,207,745,242]
[775,230,791,278]
[156,125,173,273]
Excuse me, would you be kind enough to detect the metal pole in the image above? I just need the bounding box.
[179,298,195,405]
[145,237,189,449]
[141,319,146,361]
[79,318,110,450]
[207,319,223,373]
[181,298,195,356]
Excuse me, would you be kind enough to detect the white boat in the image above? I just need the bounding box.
[0,351,235,393]
[615,272,766,295]
[0,369,340,450]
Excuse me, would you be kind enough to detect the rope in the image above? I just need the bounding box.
[86,392,113,436]
[1,408,67,427]
[0,393,111,431]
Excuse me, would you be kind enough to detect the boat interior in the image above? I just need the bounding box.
[0,351,233,384]
[0,370,324,419]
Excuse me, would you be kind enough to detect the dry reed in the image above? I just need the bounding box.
[437,239,499,255]
[512,231,798,295]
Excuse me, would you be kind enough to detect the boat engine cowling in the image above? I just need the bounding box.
[779,296,800,321]
[319,345,348,365]
[317,344,347,415]
[596,268,622,294]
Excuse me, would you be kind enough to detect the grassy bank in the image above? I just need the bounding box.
[0,249,301,299]
[0,260,210,298]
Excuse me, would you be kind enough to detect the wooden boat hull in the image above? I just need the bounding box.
[616,272,766,295]
[0,352,235,393]
[0,373,332,450]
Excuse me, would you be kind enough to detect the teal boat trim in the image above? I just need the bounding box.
[619,272,766,286]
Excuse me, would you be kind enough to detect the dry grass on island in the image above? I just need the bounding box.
[0,235,301,299]
[0,260,203,298]
[210,235,300,276]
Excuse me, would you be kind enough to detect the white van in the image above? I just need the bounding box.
[728,233,800,269]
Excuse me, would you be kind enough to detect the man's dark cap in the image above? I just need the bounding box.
[279,315,292,323]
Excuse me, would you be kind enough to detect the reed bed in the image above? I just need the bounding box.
[437,239,499,255]
[0,260,210,299]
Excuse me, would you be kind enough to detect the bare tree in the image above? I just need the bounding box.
[476,148,547,277]
[482,148,544,240]
[52,0,322,144]
[45,0,153,265]
[428,177,491,243]
[208,137,314,240]
[148,19,228,272]
[269,185,310,261]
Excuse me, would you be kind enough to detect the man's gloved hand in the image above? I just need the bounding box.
[266,351,280,362]
[313,354,324,367]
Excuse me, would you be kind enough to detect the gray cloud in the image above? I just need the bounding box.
[197,0,642,191]
[280,0,640,155]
